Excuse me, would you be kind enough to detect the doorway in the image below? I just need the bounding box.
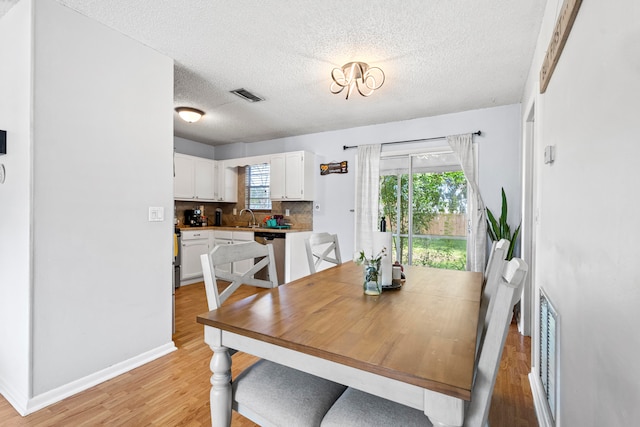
[379,151,467,270]
[520,99,537,336]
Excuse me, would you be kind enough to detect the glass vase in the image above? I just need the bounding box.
[363,260,382,296]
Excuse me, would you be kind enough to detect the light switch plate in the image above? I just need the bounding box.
[314,203,321,212]
[148,207,164,222]
[285,209,290,217]
[544,145,555,164]
[0,130,6,155]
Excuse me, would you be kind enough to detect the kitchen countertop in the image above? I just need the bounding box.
[178,225,308,234]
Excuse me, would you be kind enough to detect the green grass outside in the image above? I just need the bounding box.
[394,237,466,270]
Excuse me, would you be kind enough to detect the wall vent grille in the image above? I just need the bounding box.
[540,291,558,422]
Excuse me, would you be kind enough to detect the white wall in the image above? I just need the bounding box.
[522,0,640,425]
[216,104,522,260]
[0,0,175,413]
[174,136,216,159]
[0,0,33,410]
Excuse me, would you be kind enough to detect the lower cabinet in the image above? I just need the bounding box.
[211,231,254,275]
[213,237,233,274]
[181,229,255,285]
[230,231,254,275]
[181,230,209,282]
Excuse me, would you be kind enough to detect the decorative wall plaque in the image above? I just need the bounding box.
[320,161,348,175]
[540,0,583,93]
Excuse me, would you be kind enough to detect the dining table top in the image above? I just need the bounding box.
[197,261,483,400]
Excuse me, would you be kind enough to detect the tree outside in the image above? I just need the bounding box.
[380,171,467,270]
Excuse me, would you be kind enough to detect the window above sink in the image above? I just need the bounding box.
[245,163,271,210]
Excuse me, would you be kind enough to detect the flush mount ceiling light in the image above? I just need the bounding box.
[330,62,385,99]
[175,107,204,123]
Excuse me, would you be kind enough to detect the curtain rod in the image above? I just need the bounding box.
[342,130,482,151]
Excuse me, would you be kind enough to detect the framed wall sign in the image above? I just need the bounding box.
[320,161,348,175]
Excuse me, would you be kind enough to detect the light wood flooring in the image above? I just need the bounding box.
[0,282,538,426]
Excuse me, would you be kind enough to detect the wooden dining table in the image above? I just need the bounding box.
[197,261,483,427]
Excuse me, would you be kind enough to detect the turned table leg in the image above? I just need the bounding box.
[209,345,232,427]
[205,326,233,427]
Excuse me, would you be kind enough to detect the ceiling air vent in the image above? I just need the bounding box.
[230,88,264,103]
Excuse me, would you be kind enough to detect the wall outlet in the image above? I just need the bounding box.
[233,208,237,215]
[285,209,290,217]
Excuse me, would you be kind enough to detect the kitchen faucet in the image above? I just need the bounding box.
[239,208,258,228]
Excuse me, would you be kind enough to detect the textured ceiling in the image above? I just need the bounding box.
[0,0,546,146]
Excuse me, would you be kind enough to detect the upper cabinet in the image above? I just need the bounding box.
[270,151,315,201]
[174,153,237,202]
[174,153,197,199]
[214,160,238,203]
[194,158,216,200]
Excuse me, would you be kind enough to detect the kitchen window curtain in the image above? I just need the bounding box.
[354,144,382,259]
[447,134,487,272]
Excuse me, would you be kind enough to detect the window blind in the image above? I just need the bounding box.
[246,163,271,210]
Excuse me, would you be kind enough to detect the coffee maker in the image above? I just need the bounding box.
[184,209,202,226]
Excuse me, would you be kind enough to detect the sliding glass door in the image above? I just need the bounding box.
[379,152,467,270]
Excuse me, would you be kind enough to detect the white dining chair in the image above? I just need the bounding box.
[200,241,347,427]
[201,240,278,310]
[320,257,528,427]
[305,232,343,274]
[476,238,510,354]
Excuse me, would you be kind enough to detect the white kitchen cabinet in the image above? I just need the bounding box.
[194,158,216,200]
[174,153,216,201]
[270,151,315,201]
[174,153,195,199]
[181,229,209,282]
[231,231,254,275]
[211,230,232,274]
[212,239,232,274]
[213,161,238,203]
[284,231,313,283]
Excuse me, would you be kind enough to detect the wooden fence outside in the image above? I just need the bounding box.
[423,213,467,237]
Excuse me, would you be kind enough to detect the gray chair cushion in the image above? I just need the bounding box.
[233,359,347,427]
[321,387,431,427]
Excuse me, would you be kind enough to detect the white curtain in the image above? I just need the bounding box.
[354,144,382,259]
[447,134,486,272]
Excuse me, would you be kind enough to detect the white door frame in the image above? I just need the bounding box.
[519,96,538,337]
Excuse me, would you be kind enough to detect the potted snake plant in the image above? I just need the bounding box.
[486,187,522,321]
[486,187,521,260]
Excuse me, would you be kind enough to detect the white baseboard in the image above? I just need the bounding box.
[0,377,30,416]
[179,277,203,286]
[15,341,177,416]
[529,370,554,427]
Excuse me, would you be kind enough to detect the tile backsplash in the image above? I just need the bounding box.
[174,166,313,230]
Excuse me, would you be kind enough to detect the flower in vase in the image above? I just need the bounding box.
[355,247,387,266]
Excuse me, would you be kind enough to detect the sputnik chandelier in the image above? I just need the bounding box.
[330,62,385,99]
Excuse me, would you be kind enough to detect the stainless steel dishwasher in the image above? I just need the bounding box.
[254,232,285,285]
